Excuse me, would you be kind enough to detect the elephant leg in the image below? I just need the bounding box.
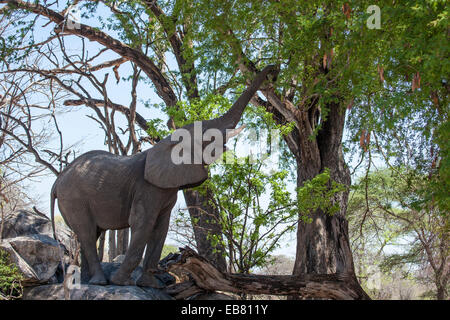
[110,201,157,286]
[109,227,150,286]
[80,251,90,284]
[81,228,103,284]
[78,232,107,285]
[62,201,107,285]
[137,201,175,288]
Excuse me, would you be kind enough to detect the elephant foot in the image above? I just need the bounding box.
[136,273,164,289]
[110,270,135,286]
[88,273,108,286]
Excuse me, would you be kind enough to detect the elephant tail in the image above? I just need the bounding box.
[50,183,57,241]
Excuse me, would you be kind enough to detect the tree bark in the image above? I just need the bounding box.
[293,101,356,275]
[162,247,370,300]
[97,231,106,262]
[437,285,445,300]
[183,189,227,272]
[108,230,117,262]
[116,229,128,256]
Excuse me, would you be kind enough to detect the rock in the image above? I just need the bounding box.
[0,210,72,250]
[0,234,64,286]
[112,254,125,263]
[23,284,174,300]
[21,261,177,299]
[100,262,175,287]
[155,271,177,286]
[1,210,52,238]
[1,209,178,300]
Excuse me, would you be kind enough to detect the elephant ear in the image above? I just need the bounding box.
[144,137,208,189]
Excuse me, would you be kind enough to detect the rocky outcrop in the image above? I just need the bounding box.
[23,284,174,300]
[0,209,177,300]
[1,210,53,238]
[0,209,72,250]
[0,234,63,286]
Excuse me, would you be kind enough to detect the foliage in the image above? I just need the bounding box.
[174,152,346,273]
[0,249,23,300]
[173,154,296,273]
[297,168,346,223]
[160,244,178,260]
[204,156,296,273]
[168,94,231,127]
[343,0,449,217]
[348,168,449,299]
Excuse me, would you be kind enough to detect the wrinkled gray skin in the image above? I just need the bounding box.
[50,65,275,287]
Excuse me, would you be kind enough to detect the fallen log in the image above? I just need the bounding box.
[161,247,370,300]
[163,280,205,300]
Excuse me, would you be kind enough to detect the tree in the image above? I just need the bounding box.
[0,27,141,260]
[344,0,449,298]
[171,105,345,277]
[349,168,449,300]
[184,0,448,295]
[0,69,68,240]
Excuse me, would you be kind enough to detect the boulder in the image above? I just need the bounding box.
[0,209,179,300]
[0,234,63,286]
[0,210,72,250]
[23,284,174,300]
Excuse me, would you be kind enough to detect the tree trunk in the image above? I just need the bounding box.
[183,189,227,272]
[436,275,448,300]
[294,158,355,275]
[0,205,4,242]
[108,230,117,262]
[294,102,355,275]
[97,231,106,262]
[285,101,367,299]
[437,285,445,300]
[116,229,129,256]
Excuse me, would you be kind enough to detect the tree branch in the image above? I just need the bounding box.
[1,0,178,107]
[63,98,149,132]
[162,247,371,300]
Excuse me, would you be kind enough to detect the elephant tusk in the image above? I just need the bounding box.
[225,124,246,142]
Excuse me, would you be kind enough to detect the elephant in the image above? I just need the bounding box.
[50,64,276,287]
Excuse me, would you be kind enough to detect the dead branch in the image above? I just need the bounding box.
[161,247,371,300]
[0,0,178,108]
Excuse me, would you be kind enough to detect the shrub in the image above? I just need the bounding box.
[0,248,23,300]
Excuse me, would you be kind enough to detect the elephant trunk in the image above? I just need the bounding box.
[217,65,276,130]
